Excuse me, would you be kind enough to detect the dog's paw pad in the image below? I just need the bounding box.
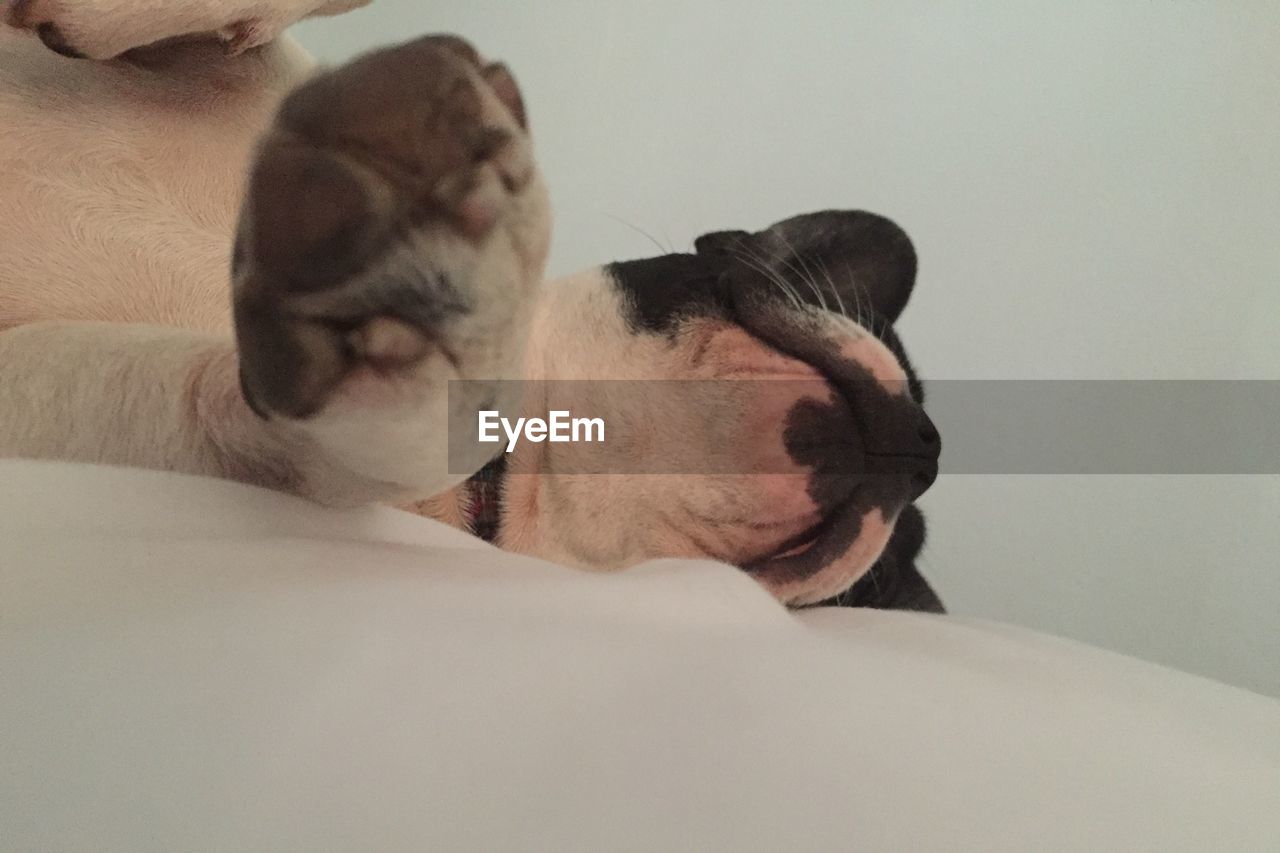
[348,318,436,372]
[233,35,549,421]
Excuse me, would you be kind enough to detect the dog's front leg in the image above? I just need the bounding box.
[223,34,548,505]
[0,36,550,507]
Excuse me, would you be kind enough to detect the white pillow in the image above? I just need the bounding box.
[3,460,1277,852]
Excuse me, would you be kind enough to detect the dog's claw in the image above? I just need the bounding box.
[221,19,268,56]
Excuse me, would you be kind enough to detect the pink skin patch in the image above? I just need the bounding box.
[685,324,831,550]
[835,329,910,397]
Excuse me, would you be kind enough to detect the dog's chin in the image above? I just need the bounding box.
[743,496,901,607]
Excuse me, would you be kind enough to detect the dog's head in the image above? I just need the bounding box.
[489,210,939,606]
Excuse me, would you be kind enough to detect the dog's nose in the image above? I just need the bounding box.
[780,379,941,503]
[861,401,941,500]
[907,407,942,462]
[905,408,941,498]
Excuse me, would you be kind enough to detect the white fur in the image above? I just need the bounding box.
[0,10,550,508]
[0,3,907,605]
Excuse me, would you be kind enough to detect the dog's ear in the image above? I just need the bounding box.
[698,211,918,323]
[693,229,751,256]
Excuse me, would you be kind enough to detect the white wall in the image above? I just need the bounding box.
[294,1,1280,696]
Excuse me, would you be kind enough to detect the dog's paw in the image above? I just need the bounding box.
[232,35,550,421]
[3,0,370,60]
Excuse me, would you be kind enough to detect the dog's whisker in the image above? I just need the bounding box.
[730,244,804,311]
[603,213,669,255]
[772,230,830,312]
[660,226,676,254]
[845,261,863,327]
[739,247,807,311]
[736,242,810,311]
[816,256,848,321]
[782,251,828,312]
[843,260,870,331]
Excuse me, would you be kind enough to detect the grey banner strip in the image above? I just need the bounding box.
[926,380,1279,474]
[446,380,1280,475]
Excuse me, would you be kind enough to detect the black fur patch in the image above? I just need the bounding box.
[830,506,944,613]
[606,253,730,333]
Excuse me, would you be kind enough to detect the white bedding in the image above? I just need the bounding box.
[3,460,1278,852]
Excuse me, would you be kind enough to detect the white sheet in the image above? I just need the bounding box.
[3,460,1278,852]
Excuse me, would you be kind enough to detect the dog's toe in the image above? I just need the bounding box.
[5,1,94,59]
[3,0,36,28]
[34,21,85,58]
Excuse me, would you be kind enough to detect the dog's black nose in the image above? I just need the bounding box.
[906,409,941,499]
[861,401,941,500]
[782,380,941,504]
[906,407,941,459]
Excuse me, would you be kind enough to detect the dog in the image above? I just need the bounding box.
[0,0,942,611]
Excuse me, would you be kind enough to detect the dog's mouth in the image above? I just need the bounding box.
[765,519,827,560]
[719,288,939,604]
[740,473,905,605]
[743,488,858,566]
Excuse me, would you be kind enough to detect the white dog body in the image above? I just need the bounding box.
[0,2,940,607]
[1,11,548,509]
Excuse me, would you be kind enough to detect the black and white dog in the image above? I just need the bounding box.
[0,3,941,610]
